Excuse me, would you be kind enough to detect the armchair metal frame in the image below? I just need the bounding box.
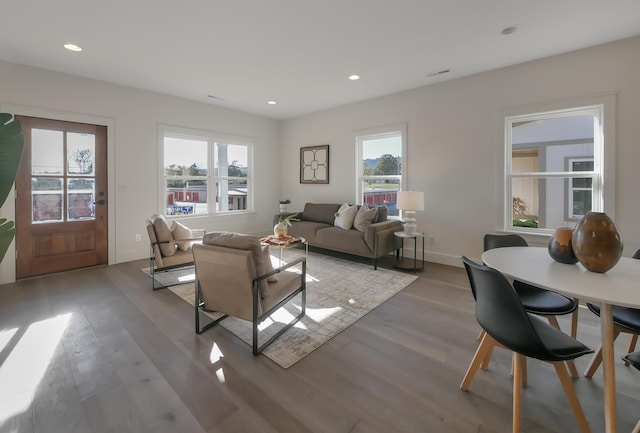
[195,253,306,355]
[145,215,203,290]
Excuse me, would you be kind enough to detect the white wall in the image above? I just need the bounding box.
[0,61,282,284]
[2,35,639,282]
[280,36,640,266]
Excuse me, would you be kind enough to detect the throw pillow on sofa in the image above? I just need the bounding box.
[353,204,378,232]
[334,203,357,229]
[373,205,388,222]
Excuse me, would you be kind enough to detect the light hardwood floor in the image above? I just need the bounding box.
[0,253,638,433]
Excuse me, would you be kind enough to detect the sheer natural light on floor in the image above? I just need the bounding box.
[266,265,343,326]
[0,313,71,422]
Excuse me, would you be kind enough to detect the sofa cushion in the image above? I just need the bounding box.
[301,203,341,225]
[334,203,357,230]
[151,214,176,257]
[203,232,269,297]
[353,204,378,232]
[172,221,193,252]
[287,221,331,243]
[373,205,388,222]
[316,227,374,256]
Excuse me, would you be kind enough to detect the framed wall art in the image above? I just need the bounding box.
[300,145,329,184]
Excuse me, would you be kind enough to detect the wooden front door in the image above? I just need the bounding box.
[15,116,108,279]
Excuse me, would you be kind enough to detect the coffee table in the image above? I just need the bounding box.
[260,235,308,265]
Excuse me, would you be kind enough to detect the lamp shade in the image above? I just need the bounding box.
[396,191,424,211]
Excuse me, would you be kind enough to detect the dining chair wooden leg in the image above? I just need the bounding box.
[461,333,495,390]
[481,343,494,370]
[626,334,639,366]
[547,315,579,378]
[570,302,579,340]
[510,353,528,387]
[584,328,622,377]
[552,361,592,433]
[632,419,640,433]
[512,353,524,433]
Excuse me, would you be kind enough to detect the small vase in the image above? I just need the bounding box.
[279,204,287,213]
[548,227,578,264]
[274,222,288,239]
[572,212,623,273]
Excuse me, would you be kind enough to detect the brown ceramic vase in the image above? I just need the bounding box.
[572,212,623,273]
[548,227,578,264]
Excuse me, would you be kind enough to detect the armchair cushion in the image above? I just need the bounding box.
[202,231,269,297]
[151,214,176,257]
[172,221,193,252]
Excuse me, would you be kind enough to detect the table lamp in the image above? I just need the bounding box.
[397,191,424,235]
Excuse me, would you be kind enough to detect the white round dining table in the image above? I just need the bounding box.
[482,246,640,433]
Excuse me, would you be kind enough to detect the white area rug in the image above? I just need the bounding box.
[149,249,418,368]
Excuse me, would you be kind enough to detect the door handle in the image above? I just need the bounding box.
[94,200,106,205]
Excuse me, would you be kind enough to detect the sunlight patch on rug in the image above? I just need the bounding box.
[163,249,418,368]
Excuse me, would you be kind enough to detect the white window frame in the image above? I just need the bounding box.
[355,124,407,215]
[501,94,615,235]
[566,157,594,221]
[158,124,253,218]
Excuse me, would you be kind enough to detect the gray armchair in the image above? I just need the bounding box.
[193,231,306,355]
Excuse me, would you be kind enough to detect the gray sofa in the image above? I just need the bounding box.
[273,202,402,269]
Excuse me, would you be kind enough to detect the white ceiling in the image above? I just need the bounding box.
[1,0,639,120]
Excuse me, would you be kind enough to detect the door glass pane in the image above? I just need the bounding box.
[67,133,95,175]
[32,129,63,175]
[67,178,95,220]
[32,177,63,223]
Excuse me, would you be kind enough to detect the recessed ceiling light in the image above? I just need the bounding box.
[348,74,360,81]
[501,26,518,35]
[64,43,82,52]
[267,100,277,105]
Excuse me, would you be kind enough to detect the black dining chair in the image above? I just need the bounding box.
[583,249,640,377]
[483,234,580,377]
[460,256,593,433]
[622,351,640,433]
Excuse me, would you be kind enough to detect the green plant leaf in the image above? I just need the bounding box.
[0,113,25,208]
[279,213,300,226]
[0,218,16,263]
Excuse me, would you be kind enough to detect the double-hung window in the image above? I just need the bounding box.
[504,105,607,233]
[356,124,407,217]
[160,125,252,216]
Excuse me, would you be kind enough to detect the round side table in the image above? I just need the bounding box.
[394,231,425,271]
